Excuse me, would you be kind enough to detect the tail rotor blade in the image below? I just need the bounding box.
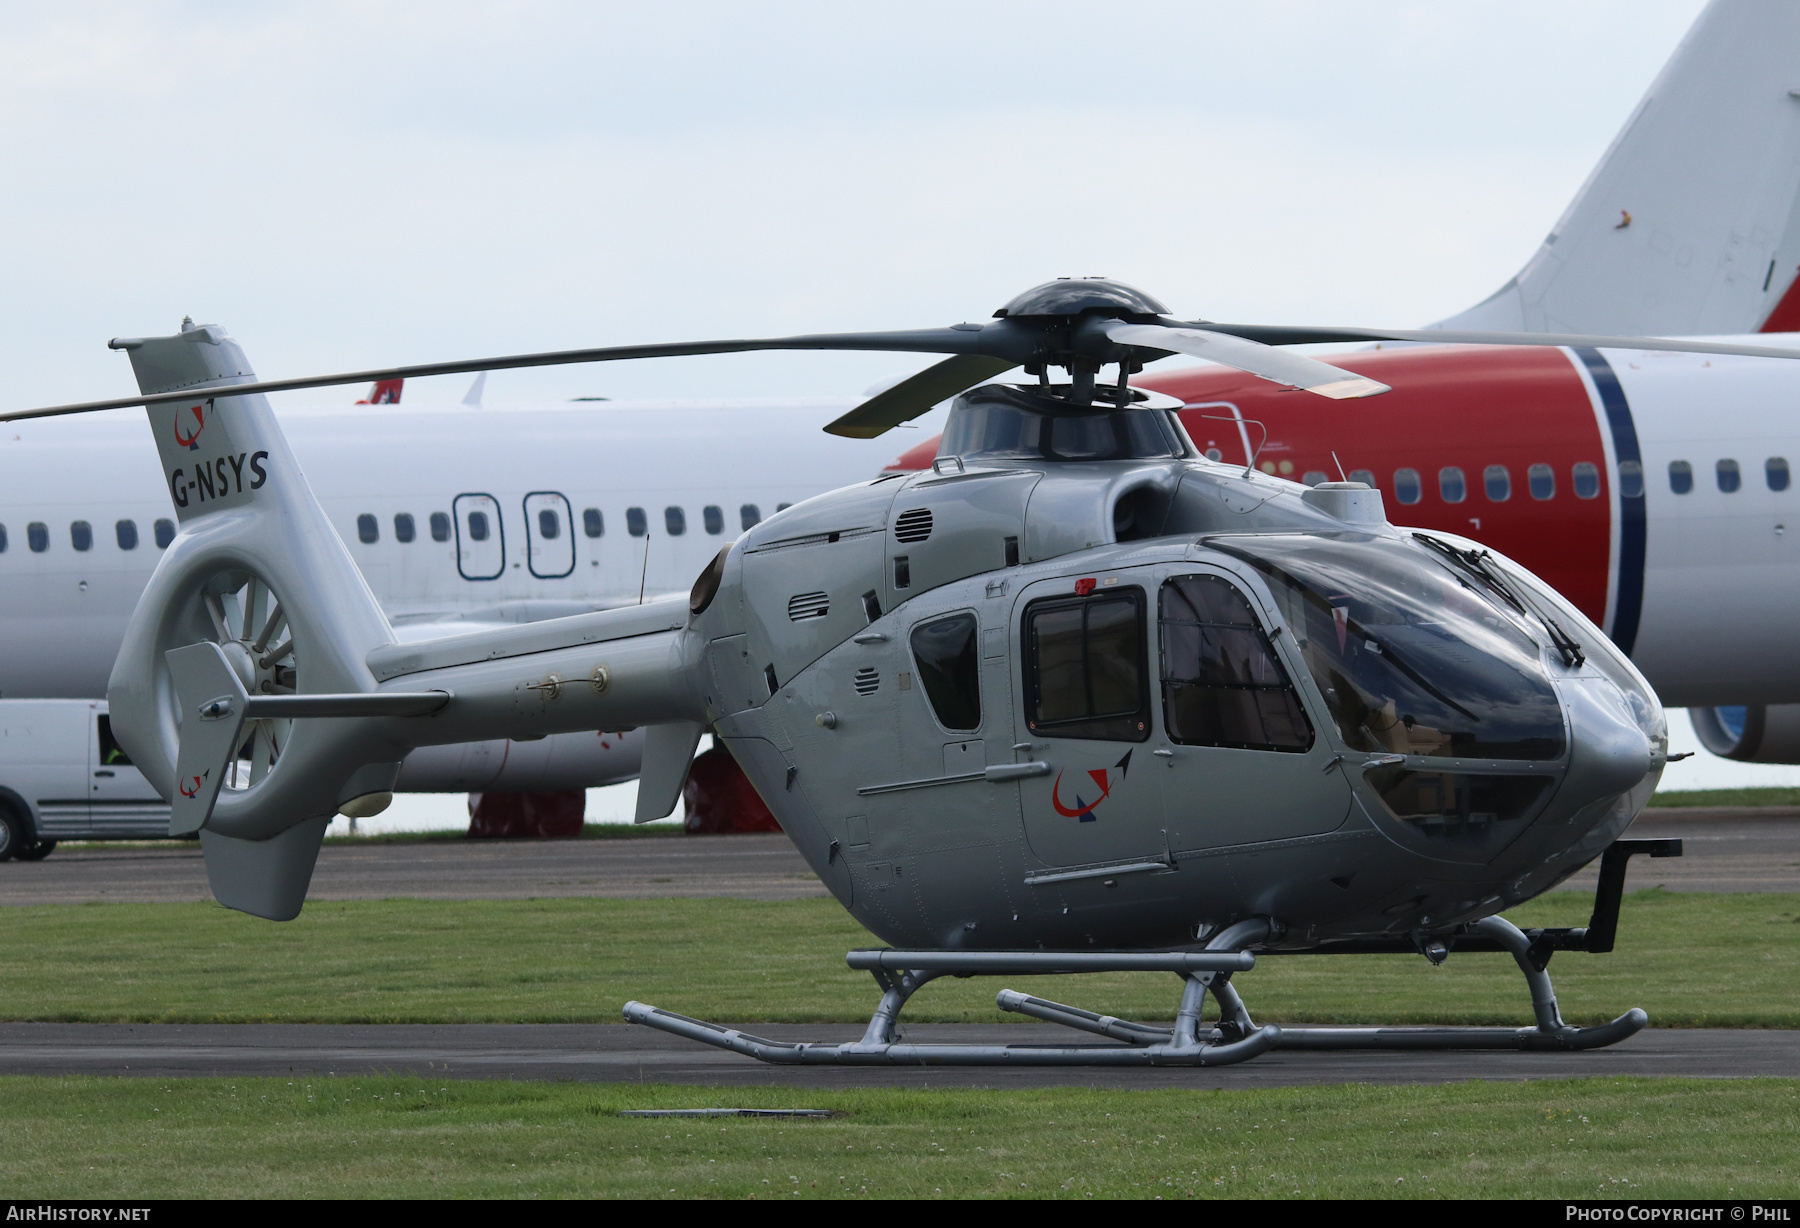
[824,354,1018,439]
[1104,322,1391,400]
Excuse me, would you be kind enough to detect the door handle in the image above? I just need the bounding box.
[93,770,115,778]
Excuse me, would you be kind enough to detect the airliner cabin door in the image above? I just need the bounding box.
[523,492,575,579]
[454,493,505,580]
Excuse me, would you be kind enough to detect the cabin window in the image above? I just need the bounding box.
[1667,461,1692,494]
[537,508,561,540]
[70,521,93,552]
[740,504,762,530]
[28,522,48,553]
[1438,467,1466,504]
[1205,447,1223,462]
[1302,470,1329,487]
[1573,461,1602,499]
[703,505,724,535]
[1483,465,1511,502]
[1348,469,1375,487]
[1768,457,1791,492]
[394,513,416,543]
[1393,468,1422,505]
[1528,463,1555,500]
[1617,460,1644,499]
[910,612,982,732]
[1159,574,1311,752]
[357,514,379,544]
[583,508,603,537]
[1024,589,1151,742]
[154,519,175,548]
[626,507,647,537]
[429,511,452,542]
[115,519,138,550]
[777,502,793,512]
[1717,458,1742,493]
[466,511,490,541]
[664,506,686,536]
[0,524,7,553]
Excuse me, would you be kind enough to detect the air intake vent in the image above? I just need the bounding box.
[895,508,933,543]
[787,592,830,621]
[853,667,880,696]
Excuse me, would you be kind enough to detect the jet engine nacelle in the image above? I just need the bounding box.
[1689,704,1800,763]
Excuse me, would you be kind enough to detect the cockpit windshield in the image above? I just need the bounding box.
[938,386,1188,463]
[1213,534,1566,761]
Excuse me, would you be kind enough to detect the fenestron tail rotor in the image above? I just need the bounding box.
[12,278,1800,438]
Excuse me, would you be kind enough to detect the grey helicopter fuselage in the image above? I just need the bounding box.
[686,382,1668,953]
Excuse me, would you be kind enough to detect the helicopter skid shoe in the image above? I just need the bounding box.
[623,948,1280,1067]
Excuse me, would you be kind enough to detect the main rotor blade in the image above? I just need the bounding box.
[1196,323,1800,361]
[0,327,998,423]
[1104,322,1390,399]
[823,354,1019,439]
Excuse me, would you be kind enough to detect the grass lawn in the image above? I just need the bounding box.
[0,1075,1791,1199]
[1649,787,1800,808]
[0,889,1794,1028]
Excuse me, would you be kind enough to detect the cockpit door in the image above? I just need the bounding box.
[1152,570,1351,852]
[453,493,505,580]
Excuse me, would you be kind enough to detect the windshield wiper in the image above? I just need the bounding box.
[1412,533,1585,668]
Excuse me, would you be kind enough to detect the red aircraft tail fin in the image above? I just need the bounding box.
[356,378,403,405]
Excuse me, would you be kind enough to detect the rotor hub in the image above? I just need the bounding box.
[994,277,1169,321]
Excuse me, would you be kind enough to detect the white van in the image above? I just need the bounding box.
[0,700,169,860]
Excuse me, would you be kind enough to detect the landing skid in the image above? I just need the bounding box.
[626,840,1679,1068]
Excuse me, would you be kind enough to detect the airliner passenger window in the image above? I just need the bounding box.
[740,504,761,530]
[1769,458,1791,492]
[1667,462,1693,494]
[626,507,647,537]
[910,612,982,732]
[1483,465,1510,502]
[1024,589,1150,742]
[0,524,7,553]
[394,513,416,543]
[1159,575,1311,752]
[1717,458,1741,493]
[1528,464,1554,500]
[1348,469,1375,487]
[429,512,451,542]
[777,503,793,512]
[115,520,137,550]
[664,507,686,536]
[703,505,724,535]
[1618,460,1643,499]
[538,508,560,539]
[28,522,48,553]
[583,508,603,537]
[1302,470,1328,487]
[357,514,379,544]
[69,521,92,552]
[1573,462,1601,498]
[467,511,490,541]
[1393,469,1421,505]
[154,519,175,548]
[1439,467,1467,504]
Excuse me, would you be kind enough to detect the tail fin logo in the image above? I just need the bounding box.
[1051,750,1133,821]
[177,767,210,799]
[173,403,206,451]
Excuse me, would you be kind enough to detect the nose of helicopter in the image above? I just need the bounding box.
[1556,677,1656,816]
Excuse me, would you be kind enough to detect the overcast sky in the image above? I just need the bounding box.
[0,0,1710,411]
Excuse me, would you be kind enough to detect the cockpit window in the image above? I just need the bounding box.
[938,387,1187,463]
[1214,534,1565,761]
[1160,575,1311,752]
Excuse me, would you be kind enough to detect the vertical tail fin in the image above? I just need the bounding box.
[1436,1,1800,336]
[356,378,403,405]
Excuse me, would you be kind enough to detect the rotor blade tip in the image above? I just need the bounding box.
[1309,377,1391,400]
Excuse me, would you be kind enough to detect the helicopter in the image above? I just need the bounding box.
[21,277,1786,1068]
